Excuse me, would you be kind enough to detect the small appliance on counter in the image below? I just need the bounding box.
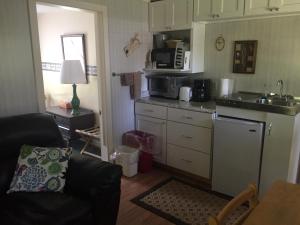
[219,78,234,97]
[147,74,191,99]
[179,87,192,102]
[192,79,211,102]
[151,41,188,70]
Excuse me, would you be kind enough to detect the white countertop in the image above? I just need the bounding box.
[136,97,216,114]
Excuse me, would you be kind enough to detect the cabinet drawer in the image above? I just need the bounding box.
[168,108,213,128]
[167,144,210,178]
[135,102,167,119]
[167,121,211,154]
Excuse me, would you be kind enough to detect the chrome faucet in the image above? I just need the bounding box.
[277,79,284,98]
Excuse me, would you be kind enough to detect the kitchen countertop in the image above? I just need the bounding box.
[136,97,216,114]
[216,92,300,116]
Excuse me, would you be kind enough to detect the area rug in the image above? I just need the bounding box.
[131,178,247,225]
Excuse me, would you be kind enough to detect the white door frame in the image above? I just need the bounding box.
[28,0,113,161]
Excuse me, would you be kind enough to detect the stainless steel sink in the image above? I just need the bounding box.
[257,95,298,107]
[271,99,298,107]
[216,92,300,116]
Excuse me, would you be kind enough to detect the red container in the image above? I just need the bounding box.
[138,151,153,173]
[122,130,157,154]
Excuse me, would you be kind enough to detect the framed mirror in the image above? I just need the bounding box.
[61,34,86,75]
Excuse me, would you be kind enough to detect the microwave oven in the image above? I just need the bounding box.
[151,42,186,69]
[146,74,191,99]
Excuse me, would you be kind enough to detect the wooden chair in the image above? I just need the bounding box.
[208,184,259,225]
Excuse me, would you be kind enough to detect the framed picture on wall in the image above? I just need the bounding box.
[61,34,86,75]
[233,40,258,74]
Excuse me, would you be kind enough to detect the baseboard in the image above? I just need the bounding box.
[153,162,211,190]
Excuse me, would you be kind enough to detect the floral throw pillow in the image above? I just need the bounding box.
[7,145,71,193]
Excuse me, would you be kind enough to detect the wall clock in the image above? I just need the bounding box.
[215,36,225,51]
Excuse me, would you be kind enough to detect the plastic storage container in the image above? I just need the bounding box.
[122,130,157,154]
[115,145,139,177]
[122,130,156,173]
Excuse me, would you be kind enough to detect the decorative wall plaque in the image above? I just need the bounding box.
[215,35,225,51]
[233,40,258,74]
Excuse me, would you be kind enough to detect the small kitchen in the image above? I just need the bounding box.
[120,0,300,199]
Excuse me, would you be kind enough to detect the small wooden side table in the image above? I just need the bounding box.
[46,106,95,145]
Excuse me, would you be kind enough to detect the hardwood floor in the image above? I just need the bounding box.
[117,168,174,225]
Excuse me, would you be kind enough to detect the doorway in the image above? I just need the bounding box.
[28,0,113,161]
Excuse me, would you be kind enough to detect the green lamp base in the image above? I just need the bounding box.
[71,84,80,116]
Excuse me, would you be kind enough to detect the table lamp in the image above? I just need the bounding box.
[60,60,87,115]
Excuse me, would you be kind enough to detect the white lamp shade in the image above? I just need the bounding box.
[60,60,87,84]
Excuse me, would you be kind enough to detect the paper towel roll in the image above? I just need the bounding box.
[219,79,234,97]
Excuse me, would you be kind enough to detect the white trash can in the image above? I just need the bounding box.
[115,145,139,177]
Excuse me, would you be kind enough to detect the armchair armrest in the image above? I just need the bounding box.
[65,154,122,225]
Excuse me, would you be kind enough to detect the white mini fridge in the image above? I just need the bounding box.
[212,116,264,197]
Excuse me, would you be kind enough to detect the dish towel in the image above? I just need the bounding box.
[120,72,142,100]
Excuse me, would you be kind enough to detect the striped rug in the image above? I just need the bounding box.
[131,178,247,225]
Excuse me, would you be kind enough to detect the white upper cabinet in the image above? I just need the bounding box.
[194,0,212,21]
[245,0,271,16]
[270,0,300,13]
[149,0,193,32]
[149,1,168,32]
[212,0,245,18]
[172,0,193,30]
[244,0,300,16]
[194,0,244,21]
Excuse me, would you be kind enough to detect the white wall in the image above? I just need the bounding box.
[37,9,99,116]
[0,0,151,148]
[204,15,300,97]
[0,0,38,117]
[90,0,152,145]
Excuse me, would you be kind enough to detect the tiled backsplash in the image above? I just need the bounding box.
[42,62,97,76]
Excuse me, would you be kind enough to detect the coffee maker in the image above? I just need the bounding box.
[192,79,211,102]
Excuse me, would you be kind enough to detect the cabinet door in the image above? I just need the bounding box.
[270,0,300,12]
[135,115,167,164]
[260,113,294,196]
[194,0,212,21]
[171,0,193,30]
[149,1,168,32]
[212,0,245,18]
[245,0,271,16]
[167,144,210,178]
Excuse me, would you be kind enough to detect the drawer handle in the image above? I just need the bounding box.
[182,135,193,139]
[181,159,192,163]
[144,109,154,113]
[58,125,70,131]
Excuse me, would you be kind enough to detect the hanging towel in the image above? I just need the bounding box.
[120,72,142,100]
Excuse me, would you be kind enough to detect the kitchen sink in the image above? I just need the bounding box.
[256,95,299,107]
[271,99,298,107]
[216,92,300,116]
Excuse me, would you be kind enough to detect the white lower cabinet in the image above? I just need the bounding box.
[260,113,296,195]
[135,102,213,179]
[135,115,167,164]
[167,144,210,178]
[167,121,211,154]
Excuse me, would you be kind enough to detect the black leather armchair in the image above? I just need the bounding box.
[0,113,122,225]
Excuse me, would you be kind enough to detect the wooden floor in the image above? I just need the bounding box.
[116,168,174,225]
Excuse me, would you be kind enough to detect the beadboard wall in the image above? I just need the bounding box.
[96,0,152,145]
[0,0,38,117]
[204,15,300,97]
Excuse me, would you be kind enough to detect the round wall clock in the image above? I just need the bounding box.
[215,36,225,51]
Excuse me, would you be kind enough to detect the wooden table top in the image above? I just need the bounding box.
[243,180,300,225]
